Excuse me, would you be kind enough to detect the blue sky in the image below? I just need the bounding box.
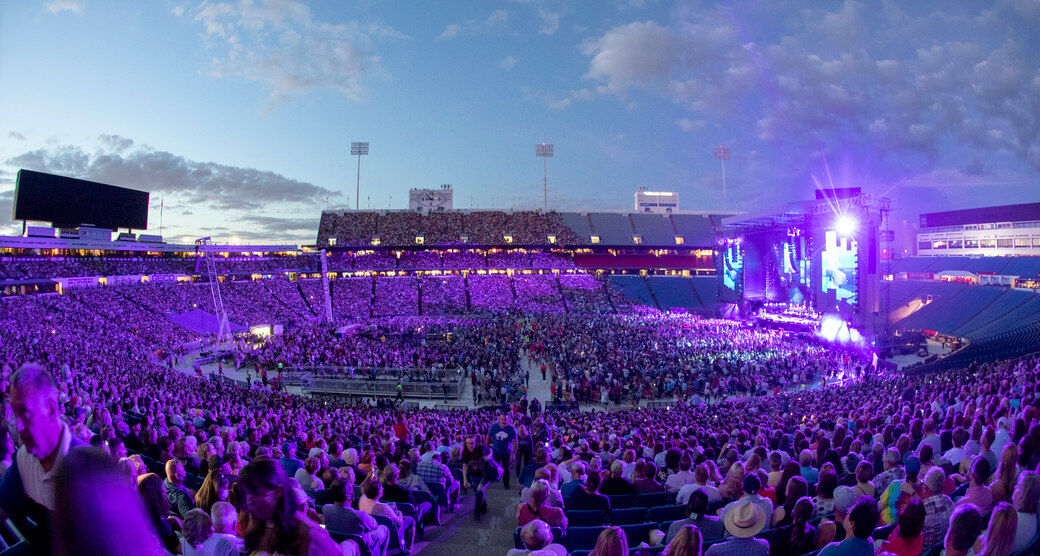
[1,0,1038,244]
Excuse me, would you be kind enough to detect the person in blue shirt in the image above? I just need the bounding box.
[486,412,517,489]
[818,496,879,556]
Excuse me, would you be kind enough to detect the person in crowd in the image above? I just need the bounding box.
[487,412,517,490]
[662,524,702,556]
[878,497,926,556]
[202,501,245,556]
[53,447,165,555]
[944,504,985,556]
[798,449,819,485]
[470,445,503,520]
[816,486,856,547]
[772,475,809,527]
[520,468,564,508]
[600,460,636,496]
[990,444,1020,504]
[770,497,817,556]
[165,458,197,518]
[358,478,415,553]
[237,458,341,555]
[567,469,610,512]
[181,509,213,556]
[416,450,460,511]
[813,470,839,517]
[718,474,772,523]
[516,479,567,528]
[922,467,955,547]
[507,519,567,556]
[294,456,325,496]
[138,473,182,553]
[979,501,1018,556]
[321,479,390,556]
[852,460,874,499]
[956,457,994,514]
[194,469,230,514]
[590,526,628,556]
[817,496,878,556]
[0,364,87,544]
[705,500,769,556]
[1011,471,1039,552]
[380,463,434,527]
[666,490,724,545]
[665,455,696,493]
[677,464,720,505]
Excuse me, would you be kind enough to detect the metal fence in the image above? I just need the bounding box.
[300,373,466,400]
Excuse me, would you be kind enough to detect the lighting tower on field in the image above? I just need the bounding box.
[351,141,369,210]
[536,142,554,211]
[713,145,730,210]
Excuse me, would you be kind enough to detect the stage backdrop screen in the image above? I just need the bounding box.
[820,230,858,306]
[13,169,149,230]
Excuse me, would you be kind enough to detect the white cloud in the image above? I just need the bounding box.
[677,118,704,132]
[44,0,82,14]
[537,7,562,35]
[5,136,337,212]
[438,9,509,40]
[181,0,407,104]
[583,21,680,94]
[498,56,519,70]
[438,24,460,40]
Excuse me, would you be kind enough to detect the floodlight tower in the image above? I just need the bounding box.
[536,142,554,211]
[351,141,370,210]
[713,145,730,210]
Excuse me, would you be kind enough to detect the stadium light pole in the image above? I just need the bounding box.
[351,141,369,211]
[713,145,730,210]
[536,142,554,211]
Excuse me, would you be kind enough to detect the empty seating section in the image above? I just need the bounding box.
[467,274,515,312]
[331,277,372,318]
[372,276,418,316]
[629,213,678,245]
[690,276,719,307]
[559,273,612,313]
[952,290,1033,336]
[558,213,594,242]
[646,276,703,310]
[514,274,565,313]
[588,213,635,245]
[669,214,715,245]
[608,275,658,312]
[420,275,467,314]
[1000,257,1040,278]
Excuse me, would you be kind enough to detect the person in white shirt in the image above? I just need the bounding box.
[506,519,567,556]
[201,501,245,556]
[665,455,697,493]
[677,464,722,505]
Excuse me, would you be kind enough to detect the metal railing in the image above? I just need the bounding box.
[300,371,466,400]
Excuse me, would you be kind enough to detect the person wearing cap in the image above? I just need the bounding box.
[817,486,856,546]
[704,500,769,556]
[817,496,880,556]
[717,473,772,525]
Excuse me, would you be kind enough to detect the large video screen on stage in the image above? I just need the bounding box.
[778,235,810,304]
[821,230,857,305]
[722,243,743,296]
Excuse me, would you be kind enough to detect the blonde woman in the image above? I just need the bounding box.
[990,444,1020,503]
[977,502,1017,556]
[591,526,629,556]
[663,524,702,556]
[717,463,745,500]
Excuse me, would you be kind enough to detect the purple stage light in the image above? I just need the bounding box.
[834,215,856,236]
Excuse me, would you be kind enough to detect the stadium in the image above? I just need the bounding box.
[0,166,1038,556]
[3,2,1040,556]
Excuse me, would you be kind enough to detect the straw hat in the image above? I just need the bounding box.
[723,501,768,538]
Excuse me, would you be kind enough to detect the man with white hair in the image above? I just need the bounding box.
[506,519,566,556]
[0,364,87,543]
[201,501,244,556]
[922,467,954,547]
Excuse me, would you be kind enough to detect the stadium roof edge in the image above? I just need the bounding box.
[0,235,300,253]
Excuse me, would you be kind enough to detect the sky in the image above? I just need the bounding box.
[1,0,1038,244]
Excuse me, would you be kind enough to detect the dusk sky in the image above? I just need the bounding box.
[1,0,1038,244]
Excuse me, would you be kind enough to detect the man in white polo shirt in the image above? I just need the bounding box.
[0,364,86,545]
